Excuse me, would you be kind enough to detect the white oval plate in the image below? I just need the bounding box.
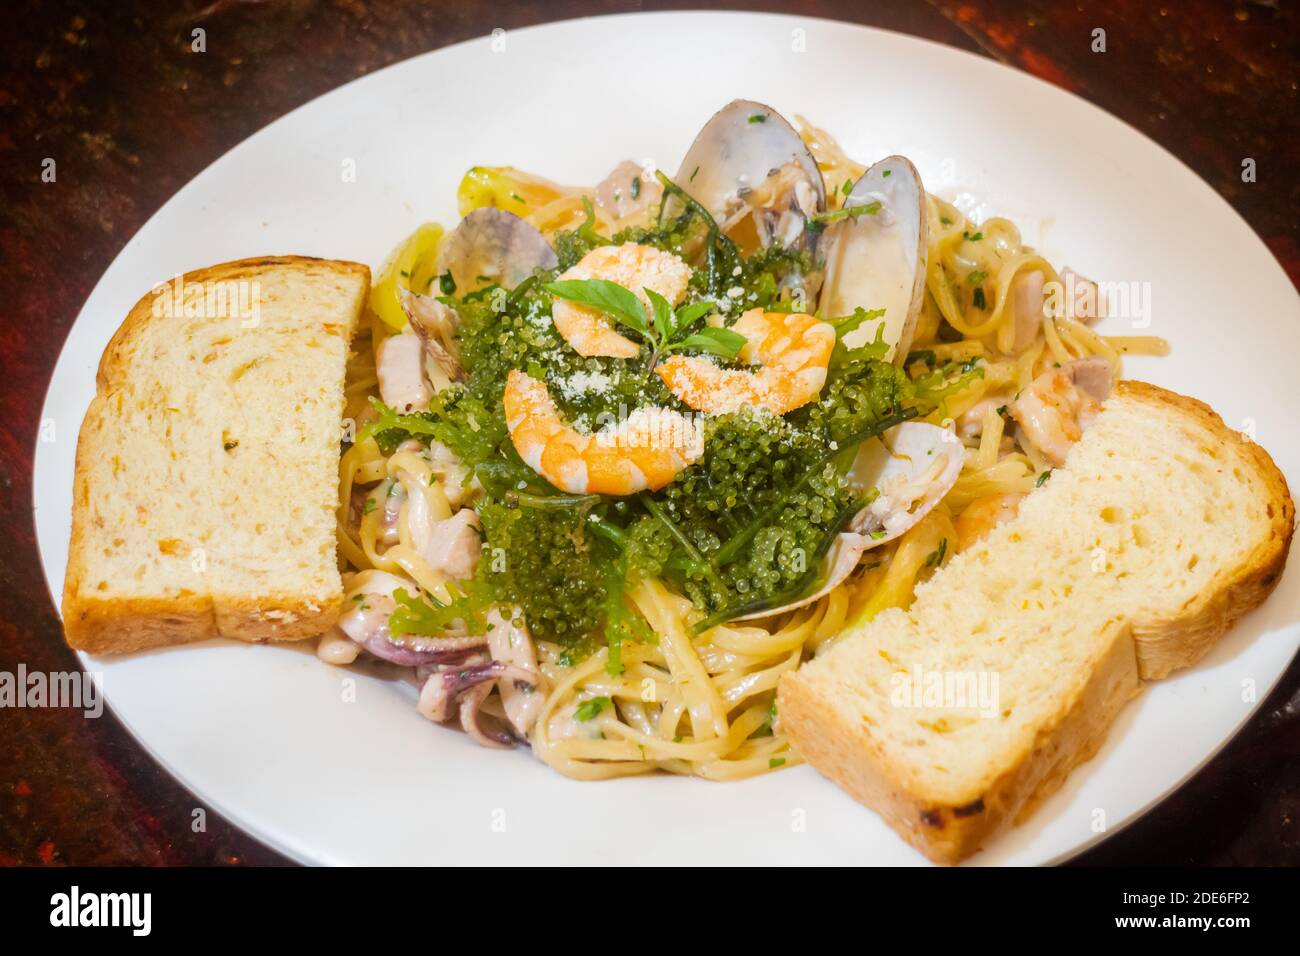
[34,11,1300,865]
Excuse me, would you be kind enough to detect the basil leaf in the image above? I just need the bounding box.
[544,279,648,335]
[672,327,747,360]
[671,300,716,336]
[644,287,674,340]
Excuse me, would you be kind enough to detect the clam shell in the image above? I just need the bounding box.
[847,421,964,545]
[436,206,557,293]
[728,423,962,622]
[731,533,866,622]
[818,156,928,364]
[670,99,826,240]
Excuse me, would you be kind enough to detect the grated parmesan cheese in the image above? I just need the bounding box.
[556,369,616,402]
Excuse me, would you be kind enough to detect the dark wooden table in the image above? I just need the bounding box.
[1,0,1296,866]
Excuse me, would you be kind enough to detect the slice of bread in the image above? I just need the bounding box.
[778,381,1293,863]
[62,256,370,655]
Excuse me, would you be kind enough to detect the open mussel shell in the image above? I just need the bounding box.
[730,422,962,623]
[669,99,826,252]
[436,206,557,294]
[817,156,928,363]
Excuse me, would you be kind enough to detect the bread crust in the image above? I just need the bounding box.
[777,380,1295,863]
[779,620,1140,864]
[96,256,370,392]
[1113,382,1295,679]
[62,256,369,655]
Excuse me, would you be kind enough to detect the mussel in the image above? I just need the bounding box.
[816,156,929,363]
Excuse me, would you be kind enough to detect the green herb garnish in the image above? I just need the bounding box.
[575,696,611,721]
[388,585,490,639]
[543,279,742,368]
[924,538,948,568]
[807,200,882,232]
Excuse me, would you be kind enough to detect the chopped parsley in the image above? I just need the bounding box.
[807,200,882,232]
[575,696,611,721]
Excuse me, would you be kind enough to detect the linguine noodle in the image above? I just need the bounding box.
[332,118,1168,780]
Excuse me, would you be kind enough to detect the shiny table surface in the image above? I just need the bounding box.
[0,0,1296,865]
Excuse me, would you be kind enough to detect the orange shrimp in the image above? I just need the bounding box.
[503,370,702,496]
[655,308,835,415]
[551,243,692,358]
[1010,359,1110,467]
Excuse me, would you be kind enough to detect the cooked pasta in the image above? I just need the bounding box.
[326,106,1167,780]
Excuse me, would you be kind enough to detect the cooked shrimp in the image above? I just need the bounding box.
[655,308,835,415]
[954,493,1025,552]
[956,397,1006,441]
[1010,358,1112,466]
[503,370,702,495]
[551,243,692,358]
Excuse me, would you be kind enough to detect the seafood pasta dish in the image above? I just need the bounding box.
[330,100,1168,780]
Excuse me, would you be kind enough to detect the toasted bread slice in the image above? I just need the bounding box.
[62,256,370,655]
[778,381,1293,863]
